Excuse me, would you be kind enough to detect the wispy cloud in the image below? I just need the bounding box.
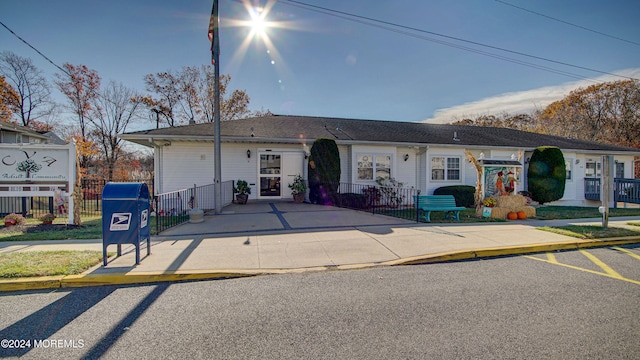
[423,68,640,124]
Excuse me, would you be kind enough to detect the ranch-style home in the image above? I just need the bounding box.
[119,115,640,207]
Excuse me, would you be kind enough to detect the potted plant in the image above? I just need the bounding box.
[376,177,405,208]
[481,197,497,218]
[482,197,497,208]
[234,179,251,205]
[3,213,26,227]
[38,213,56,225]
[288,174,307,203]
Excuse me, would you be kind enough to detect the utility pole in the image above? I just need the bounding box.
[600,155,614,228]
[209,0,222,214]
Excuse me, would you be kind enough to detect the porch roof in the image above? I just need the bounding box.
[479,159,523,167]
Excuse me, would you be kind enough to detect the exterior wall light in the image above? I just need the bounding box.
[247,149,251,159]
[403,154,409,161]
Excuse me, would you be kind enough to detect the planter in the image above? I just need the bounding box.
[4,219,16,227]
[293,193,305,204]
[189,208,204,223]
[236,194,248,205]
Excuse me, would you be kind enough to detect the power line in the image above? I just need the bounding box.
[277,0,637,82]
[495,0,640,47]
[279,0,592,82]
[0,19,70,76]
[0,19,130,109]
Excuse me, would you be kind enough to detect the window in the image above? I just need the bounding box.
[357,154,391,181]
[431,156,460,181]
[376,155,391,179]
[565,160,573,181]
[615,162,625,178]
[585,161,601,177]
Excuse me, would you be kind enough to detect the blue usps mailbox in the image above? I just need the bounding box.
[102,182,151,266]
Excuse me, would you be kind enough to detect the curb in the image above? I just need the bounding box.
[388,237,640,266]
[1,237,639,292]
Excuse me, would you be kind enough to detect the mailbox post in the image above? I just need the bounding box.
[102,182,151,266]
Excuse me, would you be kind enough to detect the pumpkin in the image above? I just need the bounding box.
[507,212,518,220]
[517,211,527,220]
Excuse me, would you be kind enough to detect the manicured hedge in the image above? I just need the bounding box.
[337,193,369,209]
[308,139,341,205]
[527,146,566,205]
[433,185,475,207]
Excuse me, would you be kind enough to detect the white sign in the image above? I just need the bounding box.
[141,209,148,228]
[0,146,69,183]
[110,213,132,231]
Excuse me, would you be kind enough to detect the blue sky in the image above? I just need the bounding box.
[1,0,639,126]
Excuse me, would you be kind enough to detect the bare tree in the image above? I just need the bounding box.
[143,66,255,127]
[179,66,201,123]
[197,66,250,122]
[142,70,181,127]
[55,63,101,169]
[88,81,143,181]
[55,63,101,139]
[0,51,54,126]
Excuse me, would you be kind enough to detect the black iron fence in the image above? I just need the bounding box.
[0,178,153,220]
[312,181,422,222]
[0,195,58,219]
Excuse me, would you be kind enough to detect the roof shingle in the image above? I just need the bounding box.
[121,115,639,153]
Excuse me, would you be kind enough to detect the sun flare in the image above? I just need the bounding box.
[249,8,267,36]
[224,0,308,79]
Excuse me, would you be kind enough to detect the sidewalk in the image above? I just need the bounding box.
[1,202,639,291]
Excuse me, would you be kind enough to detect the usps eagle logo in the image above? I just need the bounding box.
[110,213,132,231]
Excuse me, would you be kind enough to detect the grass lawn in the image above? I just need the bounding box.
[377,208,505,223]
[0,215,170,241]
[0,217,103,241]
[535,206,640,220]
[538,225,640,239]
[0,250,106,278]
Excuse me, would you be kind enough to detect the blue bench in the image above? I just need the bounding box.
[413,195,466,222]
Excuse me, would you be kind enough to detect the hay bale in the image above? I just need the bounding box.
[521,206,536,218]
[489,205,536,219]
[490,207,511,219]
[496,194,526,208]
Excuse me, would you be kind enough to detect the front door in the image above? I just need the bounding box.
[258,151,305,199]
[259,153,281,197]
[282,152,304,198]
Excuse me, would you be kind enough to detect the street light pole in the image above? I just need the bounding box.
[209,0,222,214]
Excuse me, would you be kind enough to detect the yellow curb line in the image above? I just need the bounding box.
[61,271,258,288]
[388,237,640,266]
[0,275,65,292]
[2,237,639,292]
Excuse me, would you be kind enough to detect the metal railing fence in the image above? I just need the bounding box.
[152,181,233,234]
[311,181,422,222]
[0,178,153,219]
[584,177,640,207]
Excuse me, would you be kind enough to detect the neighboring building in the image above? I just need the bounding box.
[0,122,74,218]
[119,115,640,207]
[0,121,50,144]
